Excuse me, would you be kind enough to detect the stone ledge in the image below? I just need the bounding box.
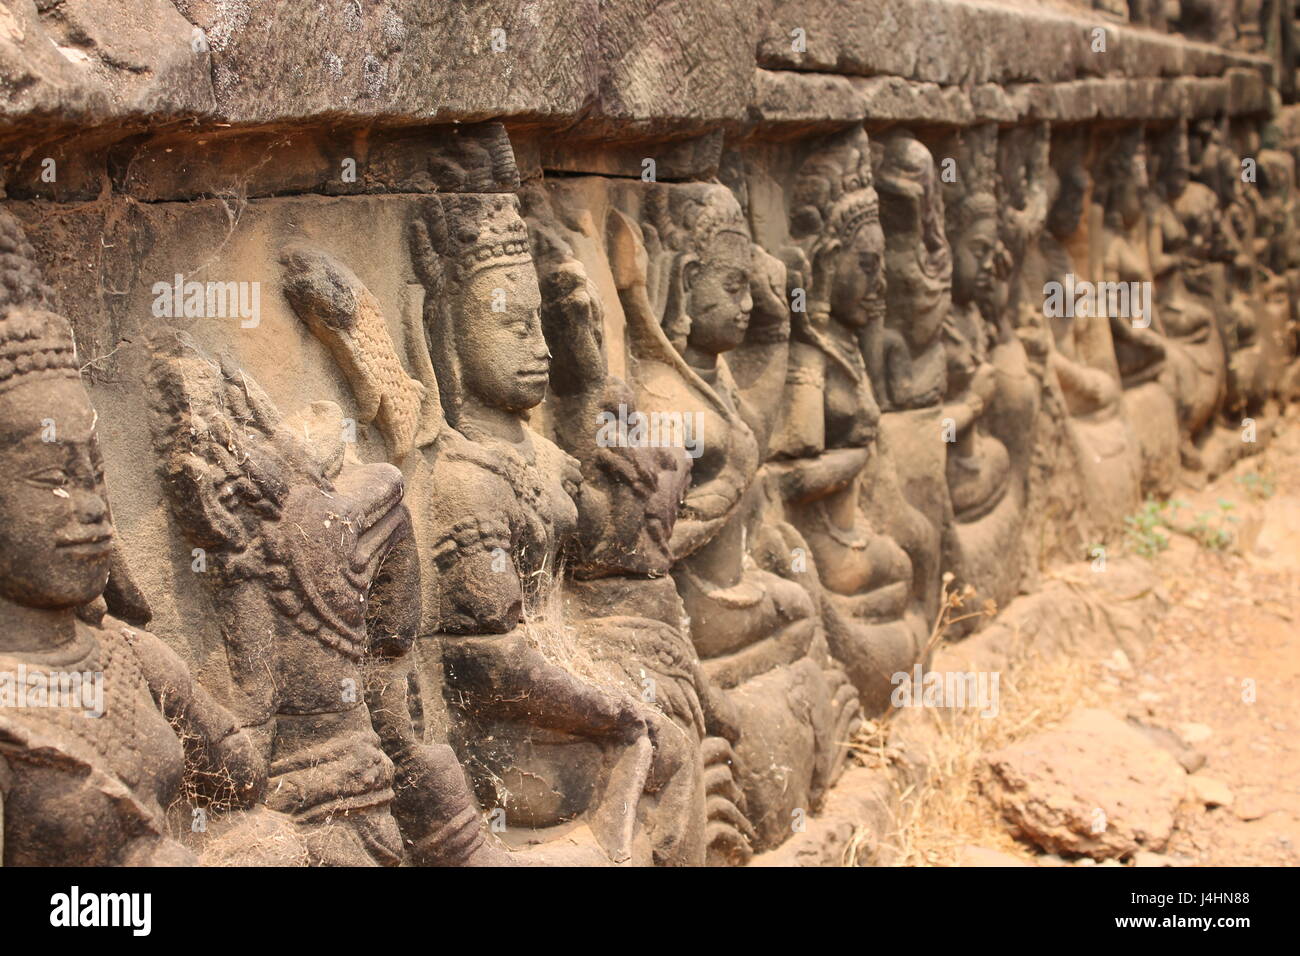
[758,0,1273,87]
[0,0,1273,148]
[750,66,1274,132]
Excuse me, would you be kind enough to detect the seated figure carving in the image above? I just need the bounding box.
[1147,121,1228,471]
[524,192,755,864]
[0,211,262,866]
[605,180,860,850]
[1230,150,1300,418]
[868,131,951,413]
[940,162,1041,612]
[865,130,960,625]
[1095,126,1181,495]
[1197,133,1290,437]
[1025,137,1142,536]
[766,127,930,707]
[279,197,660,864]
[409,191,656,863]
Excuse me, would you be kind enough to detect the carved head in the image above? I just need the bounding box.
[949,191,1000,315]
[645,183,753,359]
[875,131,953,349]
[415,194,549,427]
[1047,152,1090,240]
[1098,126,1148,227]
[790,127,886,329]
[0,215,111,609]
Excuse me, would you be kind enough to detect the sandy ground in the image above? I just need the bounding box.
[888,422,1300,867]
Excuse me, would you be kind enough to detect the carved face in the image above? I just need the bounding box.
[0,375,113,609]
[459,264,550,412]
[952,206,998,312]
[830,219,886,328]
[1165,132,1190,198]
[1048,167,1087,239]
[880,140,953,353]
[1116,143,1148,224]
[685,230,752,356]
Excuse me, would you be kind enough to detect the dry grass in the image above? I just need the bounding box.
[847,625,1108,867]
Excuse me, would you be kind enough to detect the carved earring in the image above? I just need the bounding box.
[663,255,696,352]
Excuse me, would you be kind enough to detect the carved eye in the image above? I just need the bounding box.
[28,467,69,489]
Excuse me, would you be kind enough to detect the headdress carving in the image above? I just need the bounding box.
[948,190,998,239]
[874,131,953,282]
[415,193,533,288]
[0,210,77,392]
[410,193,538,428]
[638,182,749,352]
[790,126,879,246]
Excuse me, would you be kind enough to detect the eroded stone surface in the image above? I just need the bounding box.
[982,709,1189,859]
[0,0,1296,867]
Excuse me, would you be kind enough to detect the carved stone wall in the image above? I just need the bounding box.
[0,0,1296,866]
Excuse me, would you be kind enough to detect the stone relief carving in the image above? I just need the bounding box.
[940,125,1041,613]
[0,211,263,866]
[870,131,953,416]
[406,190,660,864]
[1,1,1296,868]
[1026,127,1143,544]
[1147,120,1229,475]
[766,127,929,708]
[524,186,752,865]
[1095,125,1185,497]
[595,179,862,850]
[146,338,505,866]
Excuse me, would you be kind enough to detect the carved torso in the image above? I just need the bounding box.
[0,619,188,866]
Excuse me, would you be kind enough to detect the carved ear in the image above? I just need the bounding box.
[810,237,842,298]
[679,256,702,294]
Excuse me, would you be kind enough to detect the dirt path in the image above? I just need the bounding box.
[889,424,1300,867]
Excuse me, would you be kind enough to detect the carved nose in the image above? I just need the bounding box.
[72,490,110,530]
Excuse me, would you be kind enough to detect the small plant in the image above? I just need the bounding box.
[1164,497,1241,552]
[1124,498,1170,558]
[1235,469,1276,501]
[1190,499,1240,551]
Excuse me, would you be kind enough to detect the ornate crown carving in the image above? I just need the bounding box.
[0,308,79,389]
